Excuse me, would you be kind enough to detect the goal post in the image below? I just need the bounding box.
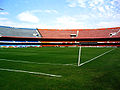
[78,46,82,66]
[77,47,115,67]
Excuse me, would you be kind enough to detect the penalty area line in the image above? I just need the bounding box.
[0,68,62,77]
[79,48,115,67]
[0,59,75,66]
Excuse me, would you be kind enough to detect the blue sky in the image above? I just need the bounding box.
[0,0,120,29]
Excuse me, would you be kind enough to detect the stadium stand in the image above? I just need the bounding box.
[0,26,119,38]
[38,29,78,38]
[38,27,120,38]
[0,26,41,47]
[78,28,120,38]
[0,26,120,47]
[0,26,41,37]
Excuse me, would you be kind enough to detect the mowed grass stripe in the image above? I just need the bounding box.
[0,47,79,64]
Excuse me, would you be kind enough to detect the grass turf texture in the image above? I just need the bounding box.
[0,47,120,90]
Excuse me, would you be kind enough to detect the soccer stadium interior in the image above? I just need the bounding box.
[0,25,120,90]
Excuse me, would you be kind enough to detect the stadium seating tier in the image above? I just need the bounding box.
[0,26,41,37]
[38,27,120,38]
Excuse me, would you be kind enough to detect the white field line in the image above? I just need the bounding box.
[79,48,115,66]
[0,58,75,66]
[0,68,62,77]
[78,47,81,66]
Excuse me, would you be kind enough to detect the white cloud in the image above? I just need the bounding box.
[0,18,8,20]
[105,5,110,10]
[67,0,87,8]
[88,0,104,7]
[44,10,58,13]
[98,7,105,13]
[0,20,16,27]
[0,12,9,15]
[88,0,120,19]
[67,0,120,18]
[31,9,58,14]
[55,12,120,29]
[56,14,90,24]
[0,18,119,29]
[77,0,87,8]
[56,16,76,24]
[67,0,104,8]
[0,19,40,28]
[55,16,88,29]
[31,10,42,13]
[17,11,39,23]
[68,2,76,7]
[111,0,120,5]
[96,21,120,28]
[17,9,58,24]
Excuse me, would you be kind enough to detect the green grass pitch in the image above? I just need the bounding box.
[0,47,120,90]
